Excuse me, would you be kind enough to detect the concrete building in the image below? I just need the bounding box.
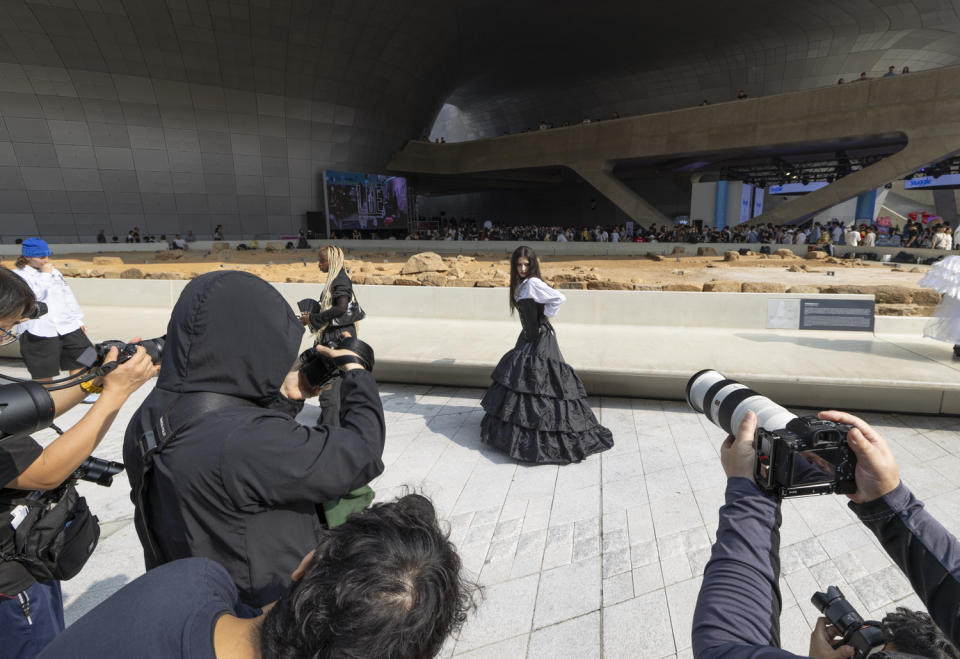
[2,0,960,241]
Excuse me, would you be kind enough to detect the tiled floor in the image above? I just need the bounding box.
[30,370,959,658]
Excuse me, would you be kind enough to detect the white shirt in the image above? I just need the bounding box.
[515,277,566,318]
[611,232,620,243]
[863,232,876,247]
[933,232,952,250]
[556,233,567,242]
[796,232,807,245]
[845,229,861,246]
[14,266,84,337]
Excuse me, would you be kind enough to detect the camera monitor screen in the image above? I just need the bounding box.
[792,448,841,486]
[324,170,408,231]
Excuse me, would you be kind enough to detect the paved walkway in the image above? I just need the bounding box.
[19,364,957,658]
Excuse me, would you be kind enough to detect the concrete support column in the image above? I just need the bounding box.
[933,189,960,227]
[569,161,670,224]
[855,190,877,221]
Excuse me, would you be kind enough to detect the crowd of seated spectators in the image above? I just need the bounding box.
[377,216,957,249]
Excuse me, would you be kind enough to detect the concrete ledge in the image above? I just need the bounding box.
[4,279,948,415]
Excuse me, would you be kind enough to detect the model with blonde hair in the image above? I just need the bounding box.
[298,244,359,426]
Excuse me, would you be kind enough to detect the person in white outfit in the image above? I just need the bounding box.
[13,238,97,400]
[919,255,960,359]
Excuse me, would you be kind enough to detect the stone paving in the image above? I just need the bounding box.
[21,364,959,658]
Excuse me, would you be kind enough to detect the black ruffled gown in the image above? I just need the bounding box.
[481,298,614,464]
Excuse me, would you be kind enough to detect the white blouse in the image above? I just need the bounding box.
[515,277,566,318]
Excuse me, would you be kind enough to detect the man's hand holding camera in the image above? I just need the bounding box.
[817,410,900,504]
[281,344,367,401]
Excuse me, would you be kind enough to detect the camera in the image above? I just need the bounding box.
[25,300,48,320]
[686,369,857,498]
[299,336,375,388]
[811,586,885,658]
[76,336,165,372]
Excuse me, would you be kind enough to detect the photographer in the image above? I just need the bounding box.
[123,271,385,608]
[37,494,477,659]
[691,410,960,658]
[0,268,158,658]
[298,244,361,428]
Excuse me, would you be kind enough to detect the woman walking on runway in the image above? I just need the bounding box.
[481,246,613,464]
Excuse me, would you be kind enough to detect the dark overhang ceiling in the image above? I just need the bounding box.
[432,0,960,140]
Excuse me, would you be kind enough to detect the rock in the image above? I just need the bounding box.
[803,251,828,260]
[744,250,757,256]
[702,281,741,292]
[663,283,703,292]
[786,265,804,272]
[633,284,664,291]
[211,242,230,252]
[774,249,796,258]
[820,285,873,295]
[401,252,447,274]
[741,282,788,293]
[59,267,82,277]
[876,304,938,317]
[153,250,184,261]
[556,281,588,290]
[264,242,285,252]
[587,280,633,290]
[874,285,915,304]
[86,269,105,278]
[418,272,447,287]
[671,246,686,255]
[393,277,421,286]
[723,251,740,261]
[363,275,396,285]
[375,265,387,271]
[909,267,923,273]
[119,268,143,279]
[552,273,585,284]
[697,247,718,256]
[92,256,123,266]
[912,289,941,305]
[285,277,306,283]
[446,267,466,279]
[786,285,821,294]
[647,254,667,261]
[146,271,186,280]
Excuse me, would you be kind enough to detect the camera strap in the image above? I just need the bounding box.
[134,392,256,566]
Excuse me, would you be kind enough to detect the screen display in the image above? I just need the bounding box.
[792,447,841,485]
[324,170,408,231]
[904,174,960,189]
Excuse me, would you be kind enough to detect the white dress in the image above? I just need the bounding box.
[919,256,960,344]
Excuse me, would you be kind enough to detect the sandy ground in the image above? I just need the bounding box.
[6,247,935,314]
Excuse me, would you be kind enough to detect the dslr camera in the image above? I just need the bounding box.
[686,370,856,498]
[812,586,885,658]
[299,336,375,388]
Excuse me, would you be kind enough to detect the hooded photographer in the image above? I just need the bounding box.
[123,271,385,608]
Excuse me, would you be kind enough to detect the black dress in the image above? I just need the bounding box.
[481,293,614,464]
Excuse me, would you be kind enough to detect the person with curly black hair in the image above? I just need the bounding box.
[37,494,478,659]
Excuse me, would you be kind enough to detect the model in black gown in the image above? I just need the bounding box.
[480,246,614,464]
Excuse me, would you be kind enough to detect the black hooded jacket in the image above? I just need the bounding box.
[123,271,385,606]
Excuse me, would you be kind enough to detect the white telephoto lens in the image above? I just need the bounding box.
[686,369,725,413]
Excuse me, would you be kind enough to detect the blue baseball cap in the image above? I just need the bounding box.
[21,238,51,258]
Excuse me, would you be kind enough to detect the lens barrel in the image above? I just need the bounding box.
[686,369,796,435]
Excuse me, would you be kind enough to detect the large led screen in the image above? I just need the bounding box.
[324,170,408,231]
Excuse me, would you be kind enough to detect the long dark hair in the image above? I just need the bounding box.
[0,267,36,320]
[509,245,541,314]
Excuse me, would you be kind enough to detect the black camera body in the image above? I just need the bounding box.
[687,370,858,499]
[811,586,885,658]
[76,336,165,372]
[299,336,375,389]
[755,416,857,498]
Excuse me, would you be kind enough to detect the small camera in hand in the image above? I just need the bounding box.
[811,586,885,658]
[76,337,166,373]
[687,369,857,498]
[299,337,375,389]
